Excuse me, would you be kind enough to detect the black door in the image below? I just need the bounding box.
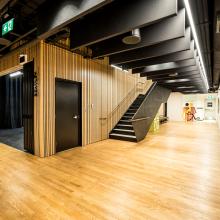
[23,61,34,154]
[55,78,82,152]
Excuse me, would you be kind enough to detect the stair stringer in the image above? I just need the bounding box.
[132,83,171,142]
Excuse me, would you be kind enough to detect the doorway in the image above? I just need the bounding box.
[0,61,35,154]
[0,71,24,150]
[55,78,82,152]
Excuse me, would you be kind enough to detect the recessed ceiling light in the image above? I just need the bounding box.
[177,86,195,89]
[165,79,190,83]
[184,90,199,93]
[169,72,178,77]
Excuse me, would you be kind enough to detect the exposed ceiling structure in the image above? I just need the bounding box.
[0,0,46,54]
[0,0,216,94]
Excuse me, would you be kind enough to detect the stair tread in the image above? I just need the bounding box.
[113,128,134,132]
[110,133,136,139]
[117,124,133,127]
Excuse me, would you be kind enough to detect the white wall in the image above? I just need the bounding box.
[167,92,183,121]
[217,90,220,128]
[167,92,218,122]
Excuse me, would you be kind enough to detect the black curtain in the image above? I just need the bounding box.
[0,74,23,129]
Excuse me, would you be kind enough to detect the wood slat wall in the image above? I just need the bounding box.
[0,41,42,156]
[0,40,148,157]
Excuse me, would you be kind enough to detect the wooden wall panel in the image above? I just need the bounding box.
[0,40,149,157]
[40,41,148,156]
[0,41,41,156]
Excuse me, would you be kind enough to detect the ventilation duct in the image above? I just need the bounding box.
[122,28,141,45]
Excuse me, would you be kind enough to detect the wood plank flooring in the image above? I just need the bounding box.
[0,121,220,220]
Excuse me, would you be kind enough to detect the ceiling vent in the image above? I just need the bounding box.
[122,28,141,45]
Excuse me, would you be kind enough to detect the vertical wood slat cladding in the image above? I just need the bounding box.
[0,41,146,157]
[0,41,41,156]
[40,41,143,156]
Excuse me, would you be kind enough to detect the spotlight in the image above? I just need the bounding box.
[122,28,141,45]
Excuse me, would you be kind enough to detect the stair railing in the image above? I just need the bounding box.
[100,80,151,129]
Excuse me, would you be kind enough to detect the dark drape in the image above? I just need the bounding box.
[0,74,23,129]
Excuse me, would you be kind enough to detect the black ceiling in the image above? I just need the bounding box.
[0,0,46,53]
[0,0,217,94]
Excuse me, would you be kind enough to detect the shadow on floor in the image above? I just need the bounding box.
[0,128,24,151]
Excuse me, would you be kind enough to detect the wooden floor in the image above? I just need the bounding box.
[1,122,220,220]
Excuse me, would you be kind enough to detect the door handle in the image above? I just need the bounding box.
[73,115,78,119]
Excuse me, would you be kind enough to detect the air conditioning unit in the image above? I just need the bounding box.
[217,12,220,33]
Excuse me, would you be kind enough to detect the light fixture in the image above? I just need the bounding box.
[122,28,141,45]
[169,72,178,77]
[184,0,209,91]
[165,79,190,83]
[111,64,129,72]
[177,86,195,89]
[10,71,23,78]
[184,90,199,93]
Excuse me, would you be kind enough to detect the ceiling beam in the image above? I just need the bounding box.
[91,9,185,58]
[157,81,204,88]
[37,0,112,39]
[140,65,199,77]
[70,0,178,49]
[148,71,200,80]
[121,41,195,69]
[109,27,191,65]
[153,75,201,82]
[133,58,196,74]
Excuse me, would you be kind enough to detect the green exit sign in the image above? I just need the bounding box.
[2,18,14,36]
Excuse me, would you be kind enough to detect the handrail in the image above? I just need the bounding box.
[106,81,147,119]
[131,117,150,122]
[132,82,157,120]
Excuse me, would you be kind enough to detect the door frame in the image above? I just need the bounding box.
[55,78,82,151]
[23,60,35,154]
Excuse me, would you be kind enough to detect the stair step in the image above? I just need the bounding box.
[128,109,138,112]
[119,120,132,125]
[113,128,134,134]
[110,133,136,138]
[109,133,137,142]
[117,124,133,127]
[124,113,135,116]
[113,128,135,133]
[122,116,132,120]
[112,129,135,135]
[116,124,133,130]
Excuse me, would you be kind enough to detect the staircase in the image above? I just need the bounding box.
[109,94,145,142]
[109,82,171,142]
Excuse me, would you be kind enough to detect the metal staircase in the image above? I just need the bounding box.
[109,94,145,142]
[109,83,171,142]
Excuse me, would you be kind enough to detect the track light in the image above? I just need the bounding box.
[184,0,209,91]
[10,71,23,78]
